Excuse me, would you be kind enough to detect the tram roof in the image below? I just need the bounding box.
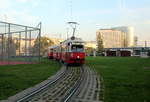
[61,37,84,44]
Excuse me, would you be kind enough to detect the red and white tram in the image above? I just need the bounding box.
[47,22,85,65]
[47,37,85,65]
[60,37,85,64]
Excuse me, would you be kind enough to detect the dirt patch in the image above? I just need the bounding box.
[0,61,34,66]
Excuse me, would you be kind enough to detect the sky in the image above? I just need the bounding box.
[0,0,150,42]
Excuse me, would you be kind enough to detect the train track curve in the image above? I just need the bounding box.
[1,65,102,102]
[16,66,84,102]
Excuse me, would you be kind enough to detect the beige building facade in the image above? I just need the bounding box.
[49,38,64,45]
[85,41,97,49]
[13,37,36,55]
[112,26,134,47]
[96,29,126,48]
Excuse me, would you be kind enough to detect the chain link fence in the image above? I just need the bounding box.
[0,21,41,65]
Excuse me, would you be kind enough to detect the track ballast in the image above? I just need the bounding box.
[7,65,102,102]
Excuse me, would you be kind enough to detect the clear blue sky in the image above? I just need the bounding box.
[0,0,150,41]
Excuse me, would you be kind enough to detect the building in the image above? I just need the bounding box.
[96,29,126,48]
[13,37,36,55]
[112,26,134,47]
[96,26,135,48]
[0,35,36,56]
[49,38,64,45]
[104,47,150,57]
[43,34,64,45]
[85,41,97,49]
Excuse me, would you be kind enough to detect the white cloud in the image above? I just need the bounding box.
[0,10,40,28]
[16,0,41,7]
[0,0,40,26]
[8,9,40,25]
[16,0,32,3]
[146,20,150,24]
[118,0,125,10]
[0,0,12,9]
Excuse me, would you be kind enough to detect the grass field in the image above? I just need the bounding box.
[86,57,150,102]
[0,58,61,100]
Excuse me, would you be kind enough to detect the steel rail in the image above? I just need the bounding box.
[62,66,85,102]
[16,67,67,102]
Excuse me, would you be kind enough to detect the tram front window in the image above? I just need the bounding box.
[71,45,84,52]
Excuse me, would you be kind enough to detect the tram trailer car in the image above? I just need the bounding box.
[55,46,61,60]
[53,46,59,60]
[49,37,85,65]
[47,46,54,59]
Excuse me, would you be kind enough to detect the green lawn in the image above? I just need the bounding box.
[86,57,150,102]
[0,58,61,100]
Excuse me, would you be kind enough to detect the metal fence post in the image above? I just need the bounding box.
[19,32,21,56]
[25,26,27,57]
[8,23,10,64]
[1,34,4,61]
[38,22,42,62]
[29,30,31,62]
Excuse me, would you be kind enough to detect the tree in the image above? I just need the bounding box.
[33,36,54,56]
[9,38,19,56]
[97,33,104,53]
[14,39,20,50]
[0,36,18,56]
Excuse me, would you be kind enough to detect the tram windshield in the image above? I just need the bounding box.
[71,45,84,52]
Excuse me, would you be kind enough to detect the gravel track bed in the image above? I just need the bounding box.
[1,65,102,102]
[22,66,82,102]
[70,66,102,102]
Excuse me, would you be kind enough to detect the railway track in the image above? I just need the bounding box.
[1,65,101,102]
[70,66,102,102]
[16,66,84,102]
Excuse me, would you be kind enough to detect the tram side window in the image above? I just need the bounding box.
[50,49,53,52]
[71,45,84,52]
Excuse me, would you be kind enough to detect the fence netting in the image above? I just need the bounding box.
[0,21,41,65]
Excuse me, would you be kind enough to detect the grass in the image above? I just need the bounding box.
[0,58,61,100]
[86,56,150,102]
